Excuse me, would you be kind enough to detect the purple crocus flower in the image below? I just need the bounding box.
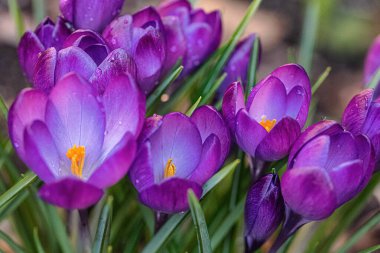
[158,0,222,75]
[222,64,311,161]
[8,72,145,209]
[103,7,166,94]
[342,89,380,169]
[18,17,71,82]
[129,106,231,213]
[364,35,380,94]
[245,173,284,252]
[269,120,375,252]
[218,34,260,96]
[59,0,125,32]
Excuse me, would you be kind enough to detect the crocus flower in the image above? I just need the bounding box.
[129,106,230,213]
[158,0,222,75]
[342,89,380,169]
[222,64,311,161]
[60,0,125,32]
[245,173,284,253]
[364,35,380,95]
[103,7,166,94]
[18,17,71,81]
[8,72,145,209]
[218,34,260,96]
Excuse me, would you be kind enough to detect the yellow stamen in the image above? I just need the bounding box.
[259,115,276,132]
[66,145,85,178]
[164,159,176,178]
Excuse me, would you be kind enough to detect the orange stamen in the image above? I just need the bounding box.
[259,115,276,132]
[66,145,85,178]
[164,159,176,178]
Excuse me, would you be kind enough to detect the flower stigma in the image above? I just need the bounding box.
[259,115,276,132]
[66,145,86,178]
[164,159,176,178]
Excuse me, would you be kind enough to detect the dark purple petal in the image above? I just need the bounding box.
[54,46,97,83]
[101,74,145,155]
[362,102,380,137]
[189,134,221,185]
[256,117,301,161]
[8,89,47,159]
[102,15,133,51]
[129,141,155,192]
[289,120,343,167]
[139,177,202,213]
[191,105,231,163]
[23,121,57,183]
[33,47,57,93]
[158,0,192,19]
[35,17,71,49]
[286,85,308,127]
[39,178,103,209]
[281,166,337,220]
[60,0,124,32]
[45,73,105,173]
[132,6,163,28]
[248,76,287,122]
[138,115,163,144]
[292,135,330,169]
[204,10,222,54]
[222,82,246,132]
[90,49,137,95]
[17,31,45,81]
[342,89,373,134]
[364,35,380,85]
[235,109,268,157]
[88,133,136,189]
[149,112,203,181]
[355,134,375,187]
[328,160,364,205]
[325,132,358,170]
[270,63,311,101]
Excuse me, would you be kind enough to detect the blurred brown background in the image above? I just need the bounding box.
[0,0,379,252]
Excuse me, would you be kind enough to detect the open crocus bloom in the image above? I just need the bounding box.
[364,35,380,96]
[129,106,230,213]
[282,120,374,220]
[18,17,71,82]
[158,0,222,75]
[60,0,125,32]
[342,89,380,169]
[8,72,145,209]
[222,64,311,161]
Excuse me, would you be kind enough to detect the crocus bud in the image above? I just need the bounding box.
[158,0,222,75]
[222,64,311,161]
[218,34,261,96]
[18,17,71,82]
[245,173,284,252]
[364,35,380,96]
[59,0,125,32]
[342,89,380,170]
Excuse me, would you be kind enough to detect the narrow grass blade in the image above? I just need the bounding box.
[188,190,212,253]
[200,73,227,105]
[93,197,113,253]
[141,159,240,253]
[31,0,45,23]
[201,0,263,96]
[246,37,260,98]
[7,0,25,37]
[33,228,45,253]
[312,67,331,95]
[367,68,380,89]
[211,198,244,250]
[186,96,202,116]
[0,95,8,120]
[0,230,27,253]
[147,65,184,109]
[0,190,29,219]
[359,245,380,253]
[298,0,320,73]
[0,172,38,209]
[337,212,380,253]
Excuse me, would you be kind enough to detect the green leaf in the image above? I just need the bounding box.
[0,95,8,120]
[246,37,260,98]
[367,68,380,89]
[7,0,25,37]
[358,245,380,253]
[33,228,45,253]
[0,171,38,209]
[147,65,184,110]
[298,0,321,73]
[201,0,263,96]
[337,212,380,253]
[0,190,29,219]
[186,96,202,116]
[31,0,46,22]
[210,198,244,250]
[0,230,27,253]
[312,67,331,95]
[188,190,212,253]
[200,73,227,106]
[93,196,113,253]
[141,159,240,253]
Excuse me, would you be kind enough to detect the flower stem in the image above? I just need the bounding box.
[154,212,169,233]
[79,209,91,253]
